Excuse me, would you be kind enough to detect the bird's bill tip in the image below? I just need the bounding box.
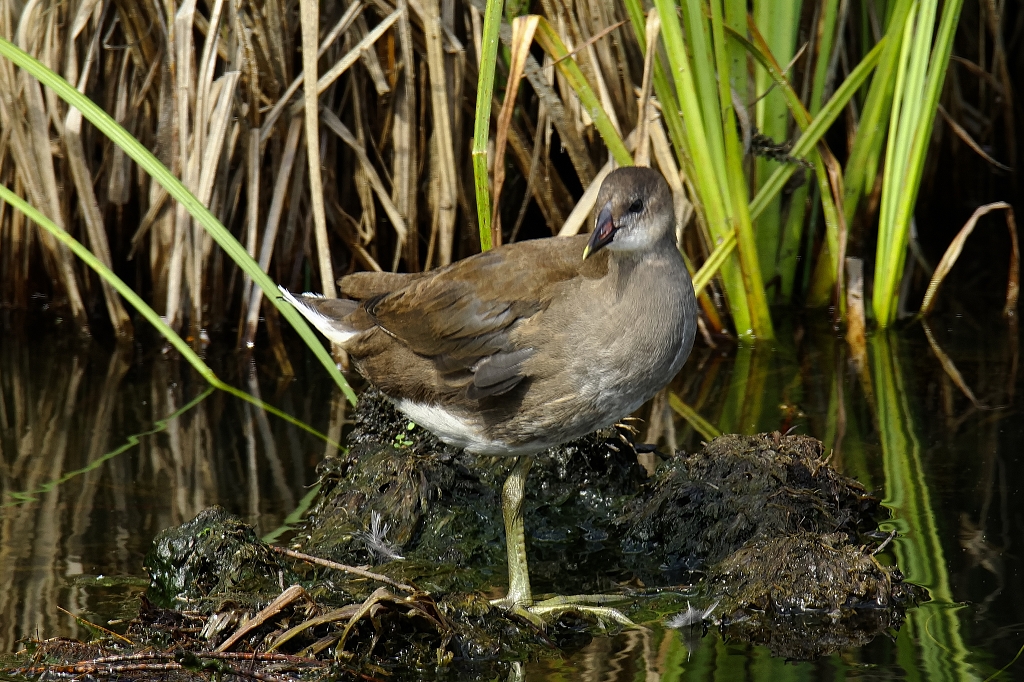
[585,202,616,259]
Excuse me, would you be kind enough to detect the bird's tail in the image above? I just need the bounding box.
[278,286,361,344]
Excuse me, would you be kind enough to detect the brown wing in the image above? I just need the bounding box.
[353,236,600,400]
[340,270,429,299]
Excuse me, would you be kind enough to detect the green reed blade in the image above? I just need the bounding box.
[0,36,357,405]
[712,1,773,338]
[652,0,753,338]
[844,0,913,229]
[695,30,882,309]
[873,0,964,326]
[669,392,722,441]
[534,17,632,166]
[777,0,839,299]
[682,0,729,193]
[739,26,884,308]
[752,0,803,290]
[0,183,342,449]
[743,34,884,220]
[472,0,504,252]
[622,0,711,239]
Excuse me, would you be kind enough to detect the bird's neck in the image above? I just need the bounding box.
[607,235,677,271]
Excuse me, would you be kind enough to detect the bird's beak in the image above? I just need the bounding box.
[583,201,616,260]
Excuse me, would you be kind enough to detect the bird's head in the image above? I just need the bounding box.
[583,167,675,259]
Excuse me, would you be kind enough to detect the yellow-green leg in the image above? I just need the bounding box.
[489,456,639,630]
[490,456,534,611]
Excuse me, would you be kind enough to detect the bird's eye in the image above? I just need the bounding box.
[628,199,644,214]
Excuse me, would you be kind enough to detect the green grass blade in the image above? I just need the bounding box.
[843,0,913,229]
[534,18,632,166]
[809,1,840,117]
[0,182,342,449]
[752,0,803,289]
[743,35,884,219]
[693,231,738,295]
[678,29,882,314]
[669,392,722,441]
[0,36,357,405]
[872,0,958,327]
[711,1,773,338]
[723,0,748,95]
[737,27,883,306]
[0,183,216,385]
[622,0,705,221]
[653,0,752,337]
[472,0,503,251]
[778,0,838,299]
[682,0,728,192]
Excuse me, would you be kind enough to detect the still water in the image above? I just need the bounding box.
[0,310,1021,680]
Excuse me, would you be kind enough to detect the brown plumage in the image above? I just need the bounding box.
[281,167,697,456]
[282,167,698,616]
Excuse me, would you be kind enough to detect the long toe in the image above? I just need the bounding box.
[492,593,641,631]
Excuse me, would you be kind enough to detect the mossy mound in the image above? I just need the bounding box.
[296,389,647,597]
[144,506,289,611]
[708,532,921,658]
[3,394,922,680]
[620,433,878,577]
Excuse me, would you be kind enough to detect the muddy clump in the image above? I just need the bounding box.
[708,532,920,658]
[144,506,290,611]
[620,433,878,576]
[297,389,647,597]
[620,433,918,658]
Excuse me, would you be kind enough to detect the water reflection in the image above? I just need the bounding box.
[1,312,1023,679]
[0,330,332,649]
[870,332,972,680]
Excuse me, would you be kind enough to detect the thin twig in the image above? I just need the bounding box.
[271,545,417,593]
[937,104,1012,171]
[549,19,627,66]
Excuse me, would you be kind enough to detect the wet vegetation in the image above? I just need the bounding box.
[2,390,918,679]
[0,0,1019,348]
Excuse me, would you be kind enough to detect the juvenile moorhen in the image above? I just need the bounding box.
[281,167,697,625]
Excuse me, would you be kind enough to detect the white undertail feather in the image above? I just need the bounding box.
[395,399,540,456]
[277,286,358,345]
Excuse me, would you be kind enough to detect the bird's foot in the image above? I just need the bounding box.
[490,593,639,631]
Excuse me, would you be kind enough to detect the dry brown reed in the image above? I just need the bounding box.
[0,0,1017,343]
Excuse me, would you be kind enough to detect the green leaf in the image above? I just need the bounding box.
[0,36,357,405]
[0,182,341,449]
[472,0,504,251]
[533,17,632,166]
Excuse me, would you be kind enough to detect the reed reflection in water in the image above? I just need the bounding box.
[1,312,1023,680]
[0,331,331,650]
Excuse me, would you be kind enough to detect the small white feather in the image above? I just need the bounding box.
[278,286,358,344]
[395,399,545,456]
